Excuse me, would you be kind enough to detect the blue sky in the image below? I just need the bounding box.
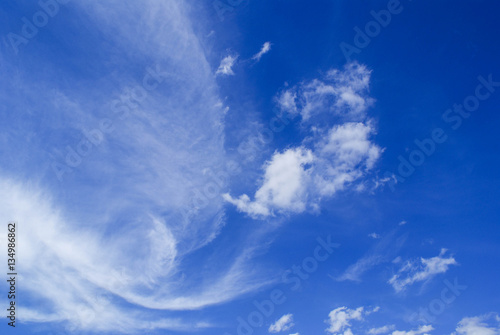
[0,0,499,334]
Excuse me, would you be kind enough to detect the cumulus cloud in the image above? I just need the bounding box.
[253,41,272,61]
[368,325,396,334]
[392,325,434,335]
[224,63,382,218]
[336,230,407,282]
[217,54,238,75]
[326,306,368,334]
[454,313,500,335]
[389,249,458,292]
[269,314,295,333]
[336,254,383,282]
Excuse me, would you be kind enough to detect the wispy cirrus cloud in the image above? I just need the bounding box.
[252,41,272,61]
[0,0,269,332]
[326,306,379,335]
[392,325,434,335]
[389,249,458,292]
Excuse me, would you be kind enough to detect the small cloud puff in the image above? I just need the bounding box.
[216,55,238,76]
[269,314,295,333]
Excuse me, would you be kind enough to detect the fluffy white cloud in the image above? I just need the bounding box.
[276,89,299,115]
[454,313,500,335]
[392,325,433,335]
[253,41,272,61]
[389,249,458,292]
[0,0,272,332]
[224,120,381,217]
[314,122,382,196]
[224,147,313,217]
[225,62,382,217]
[326,306,365,334]
[369,233,381,239]
[217,55,238,75]
[368,325,396,334]
[269,314,295,333]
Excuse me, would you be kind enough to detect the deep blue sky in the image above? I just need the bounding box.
[0,1,499,335]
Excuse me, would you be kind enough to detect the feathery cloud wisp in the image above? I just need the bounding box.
[217,55,238,76]
[389,249,458,292]
[252,41,272,61]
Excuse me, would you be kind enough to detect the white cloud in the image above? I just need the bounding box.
[253,41,272,61]
[224,63,382,218]
[392,325,433,335]
[399,220,407,226]
[224,147,313,217]
[336,255,383,282]
[269,314,295,333]
[454,313,500,335]
[369,233,381,239]
[0,0,273,332]
[217,54,238,76]
[296,62,373,121]
[314,122,382,196]
[389,249,458,292]
[368,325,396,334]
[326,306,366,334]
[224,121,381,217]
